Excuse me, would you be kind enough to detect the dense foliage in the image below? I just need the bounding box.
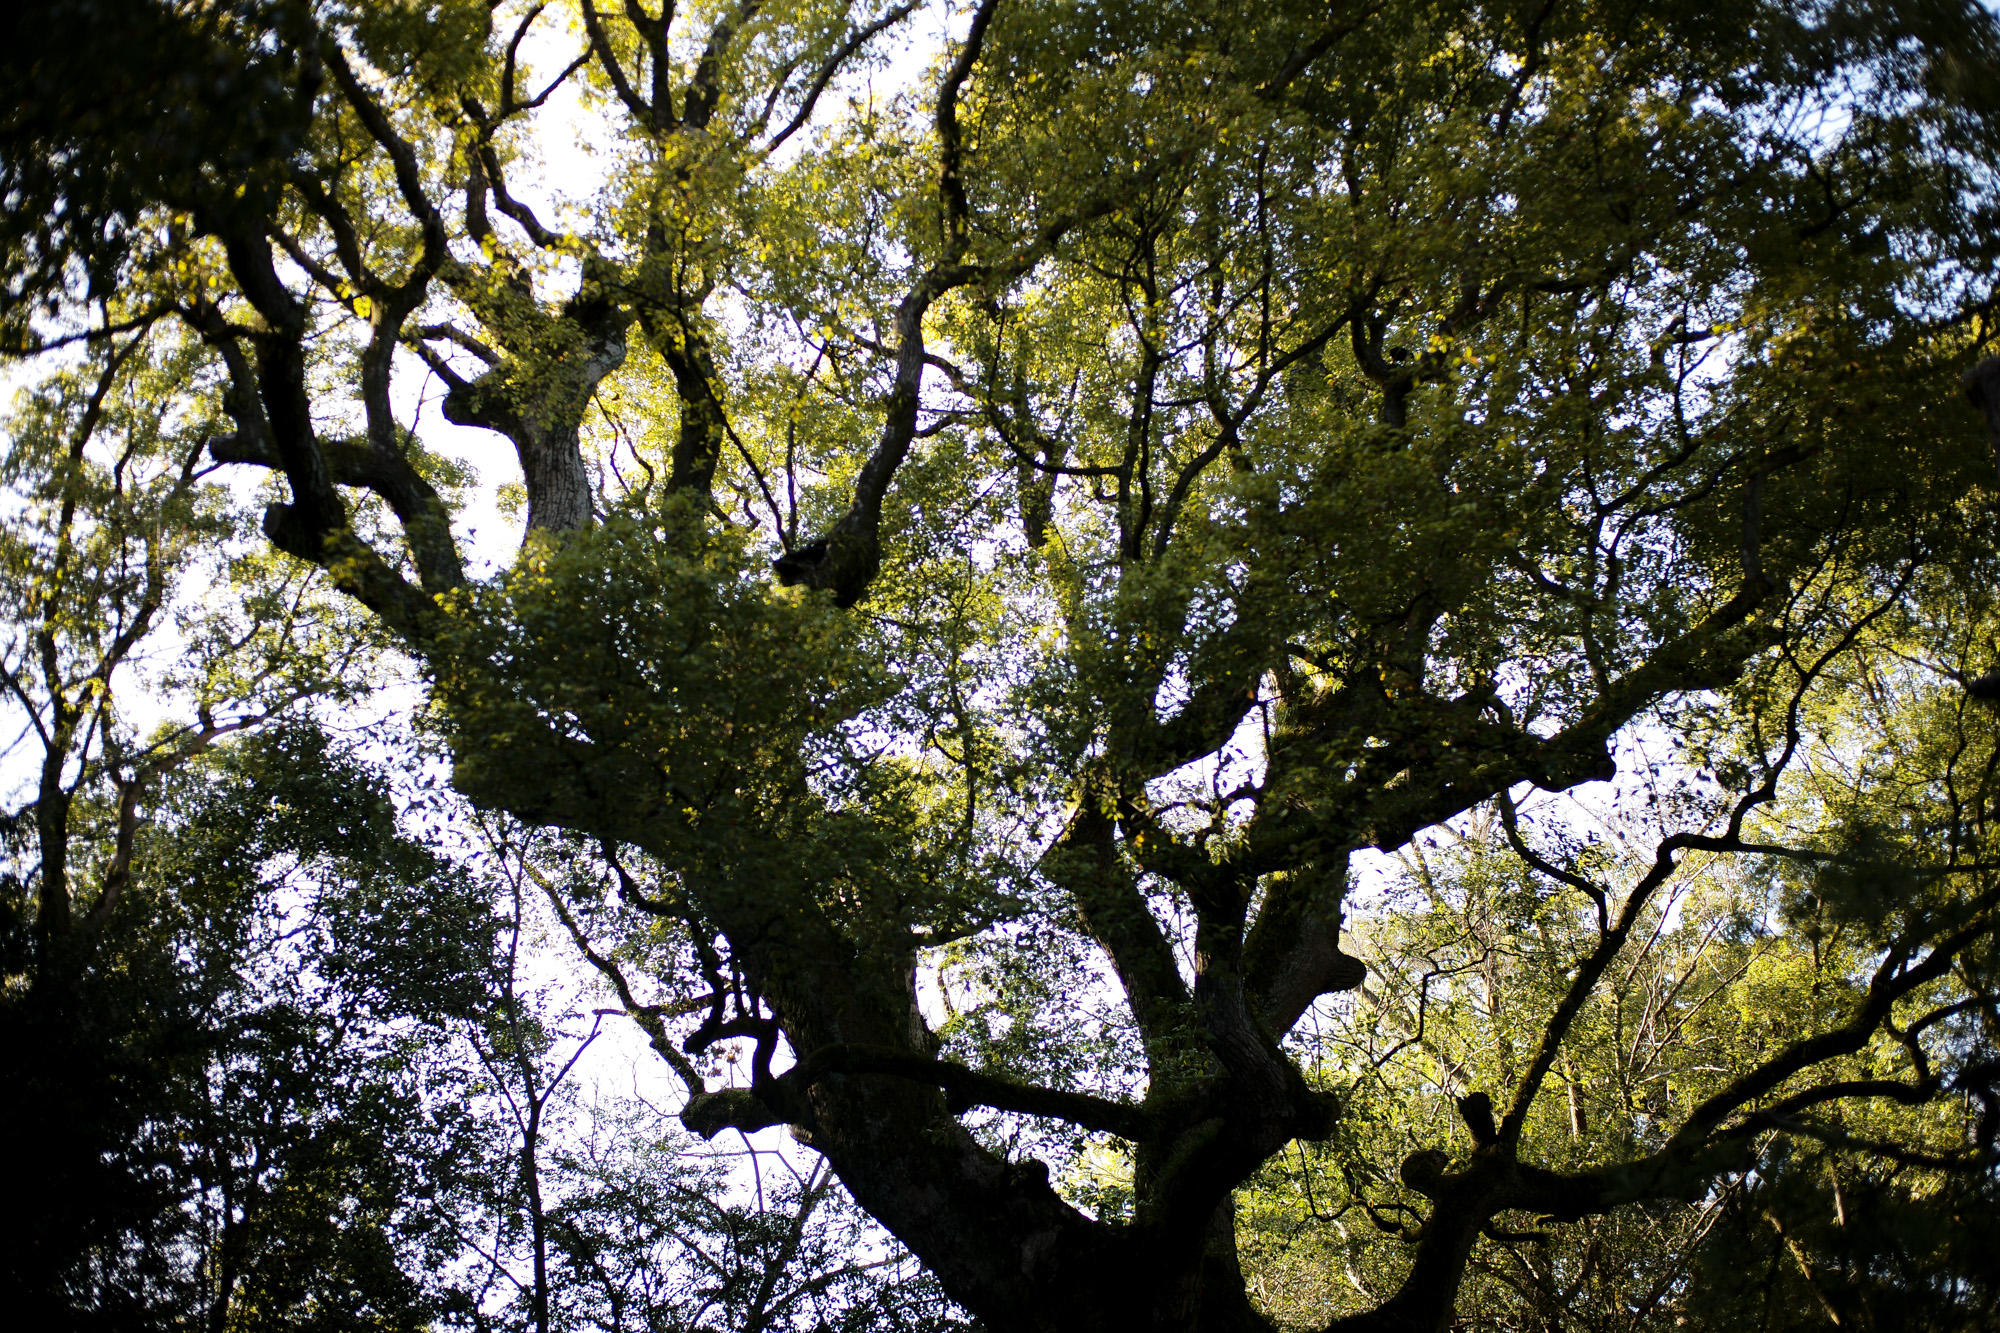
[6,1,2000,1330]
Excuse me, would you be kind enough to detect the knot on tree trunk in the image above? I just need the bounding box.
[1528,739,1616,792]
[1326,948,1366,992]
[1455,1091,1498,1146]
[770,524,881,607]
[261,502,321,564]
[1400,1148,1452,1199]
[681,1087,786,1139]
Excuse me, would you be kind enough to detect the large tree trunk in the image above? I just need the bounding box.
[441,294,627,536]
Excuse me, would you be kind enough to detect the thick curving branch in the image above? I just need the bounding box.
[1039,794,1191,1052]
[682,1042,1159,1141]
[207,429,464,593]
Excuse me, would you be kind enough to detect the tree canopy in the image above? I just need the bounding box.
[6,1,2000,1330]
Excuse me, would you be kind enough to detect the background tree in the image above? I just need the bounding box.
[0,323,412,1325]
[0,329,500,1322]
[7,1,2000,1331]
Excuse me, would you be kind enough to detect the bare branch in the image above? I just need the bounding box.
[761,3,921,154]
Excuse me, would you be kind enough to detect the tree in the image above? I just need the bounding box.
[0,339,498,1319]
[1236,795,2000,1330]
[0,331,935,1332]
[0,322,453,1327]
[7,1,2000,1330]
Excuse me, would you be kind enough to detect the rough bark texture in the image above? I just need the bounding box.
[441,293,628,537]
